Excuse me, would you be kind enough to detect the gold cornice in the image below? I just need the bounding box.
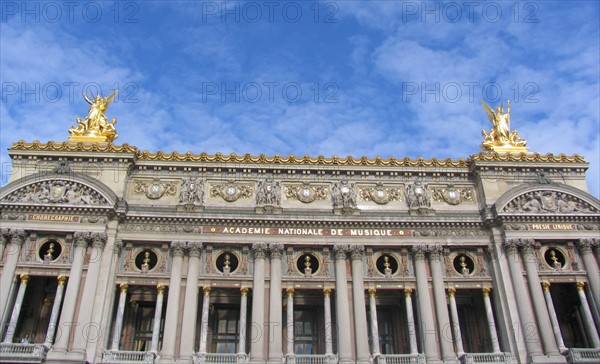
[10,141,586,165]
[10,140,138,154]
[469,151,585,163]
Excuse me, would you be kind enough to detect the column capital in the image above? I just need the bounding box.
[170,240,187,256]
[269,243,284,258]
[503,238,520,253]
[91,232,107,248]
[286,288,295,297]
[333,243,349,260]
[404,288,413,297]
[542,281,551,292]
[447,287,456,297]
[252,242,268,260]
[157,284,165,294]
[120,283,128,293]
[20,274,29,284]
[0,229,10,245]
[57,276,67,285]
[9,229,26,245]
[203,286,212,296]
[323,288,332,297]
[350,244,365,260]
[482,287,491,296]
[368,288,376,298]
[74,231,90,248]
[427,244,443,261]
[114,239,123,255]
[240,287,249,296]
[576,281,586,291]
[577,238,599,254]
[187,241,203,257]
[485,243,497,260]
[411,245,427,261]
[518,238,536,253]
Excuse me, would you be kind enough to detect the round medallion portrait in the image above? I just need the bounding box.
[135,250,158,272]
[216,252,239,273]
[376,254,398,275]
[39,240,62,262]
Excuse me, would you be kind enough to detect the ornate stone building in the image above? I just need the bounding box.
[0,101,599,364]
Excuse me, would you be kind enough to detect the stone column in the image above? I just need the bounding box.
[429,245,455,361]
[333,244,353,364]
[3,274,29,343]
[323,288,334,356]
[541,282,567,353]
[110,284,128,350]
[368,289,381,357]
[0,229,9,267]
[577,239,600,310]
[150,284,165,352]
[412,245,440,362]
[404,289,418,355]
[268,243,284,363]
[72,232,107,354]
[161,241,186,359]
[447,288,464,357]
[199,287,212,354]
[481,288,501,354]
[52,232,89,352]
[519,240,561,356]
[286,288,295,355]
[238,287,249,355]
[44,276,67,347]
[250,243,268,363]
[0,229,25,326]
[350,245,370,363]
[180,241,203,358]
[503,239,544,357]
[576,282,600,348]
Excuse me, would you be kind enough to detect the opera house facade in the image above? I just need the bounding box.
[0,98,599,364]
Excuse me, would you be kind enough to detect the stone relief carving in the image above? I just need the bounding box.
[502,191,594,214]
[179,177,205,204]
[210,181,252,202]
[405,181,432,209]
[331,180,357,209]
[134,179,177,200]
[256,178,281,206]
[5,180,108,205]
[431,185,474,205]
[285,182,328,203]
[359,183,402,205]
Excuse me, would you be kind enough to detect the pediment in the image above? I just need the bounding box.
[2,178,111,206]
[499,189,599,215]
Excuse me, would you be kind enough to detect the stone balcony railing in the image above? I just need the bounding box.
[375,353,426,364]
[286,354,338,364]
[460,352,512,364]
[193,352,249,364]
[566,348,600,363]
[0,343,49,363]
[101,350,156,363]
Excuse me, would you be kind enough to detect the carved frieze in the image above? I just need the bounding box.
[210,181,252,202]
[502,191,595,214]
[332,180,357,209]
[179,177,205,204]
[256,178,281,206]
[4,180,108,205]
[431,185,474,205]
[285,183,328,203]
[133,179,177,200]
[359,183,402,205]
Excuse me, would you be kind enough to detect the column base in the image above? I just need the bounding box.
[529,353,567,363]
[248,359,267,364]
[266,358,284,364]
[338,358,355,364]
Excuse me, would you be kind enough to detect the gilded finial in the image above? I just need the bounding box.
[68,90,119,143]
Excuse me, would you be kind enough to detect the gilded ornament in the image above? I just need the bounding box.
[285,183,328,203]
[360,183,402,205]
[134,179,177,200]
[210,181,252,202]
[432,185,473,205]
[480,100,528,153]
[68,90,119,143]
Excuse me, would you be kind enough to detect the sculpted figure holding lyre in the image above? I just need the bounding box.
[480,100,528,152]
[69,90,119,142]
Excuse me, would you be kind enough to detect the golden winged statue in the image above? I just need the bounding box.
[480,100,528,153]
[69,90,119,142]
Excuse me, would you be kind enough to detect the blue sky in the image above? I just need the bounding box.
[1,1,599,198]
